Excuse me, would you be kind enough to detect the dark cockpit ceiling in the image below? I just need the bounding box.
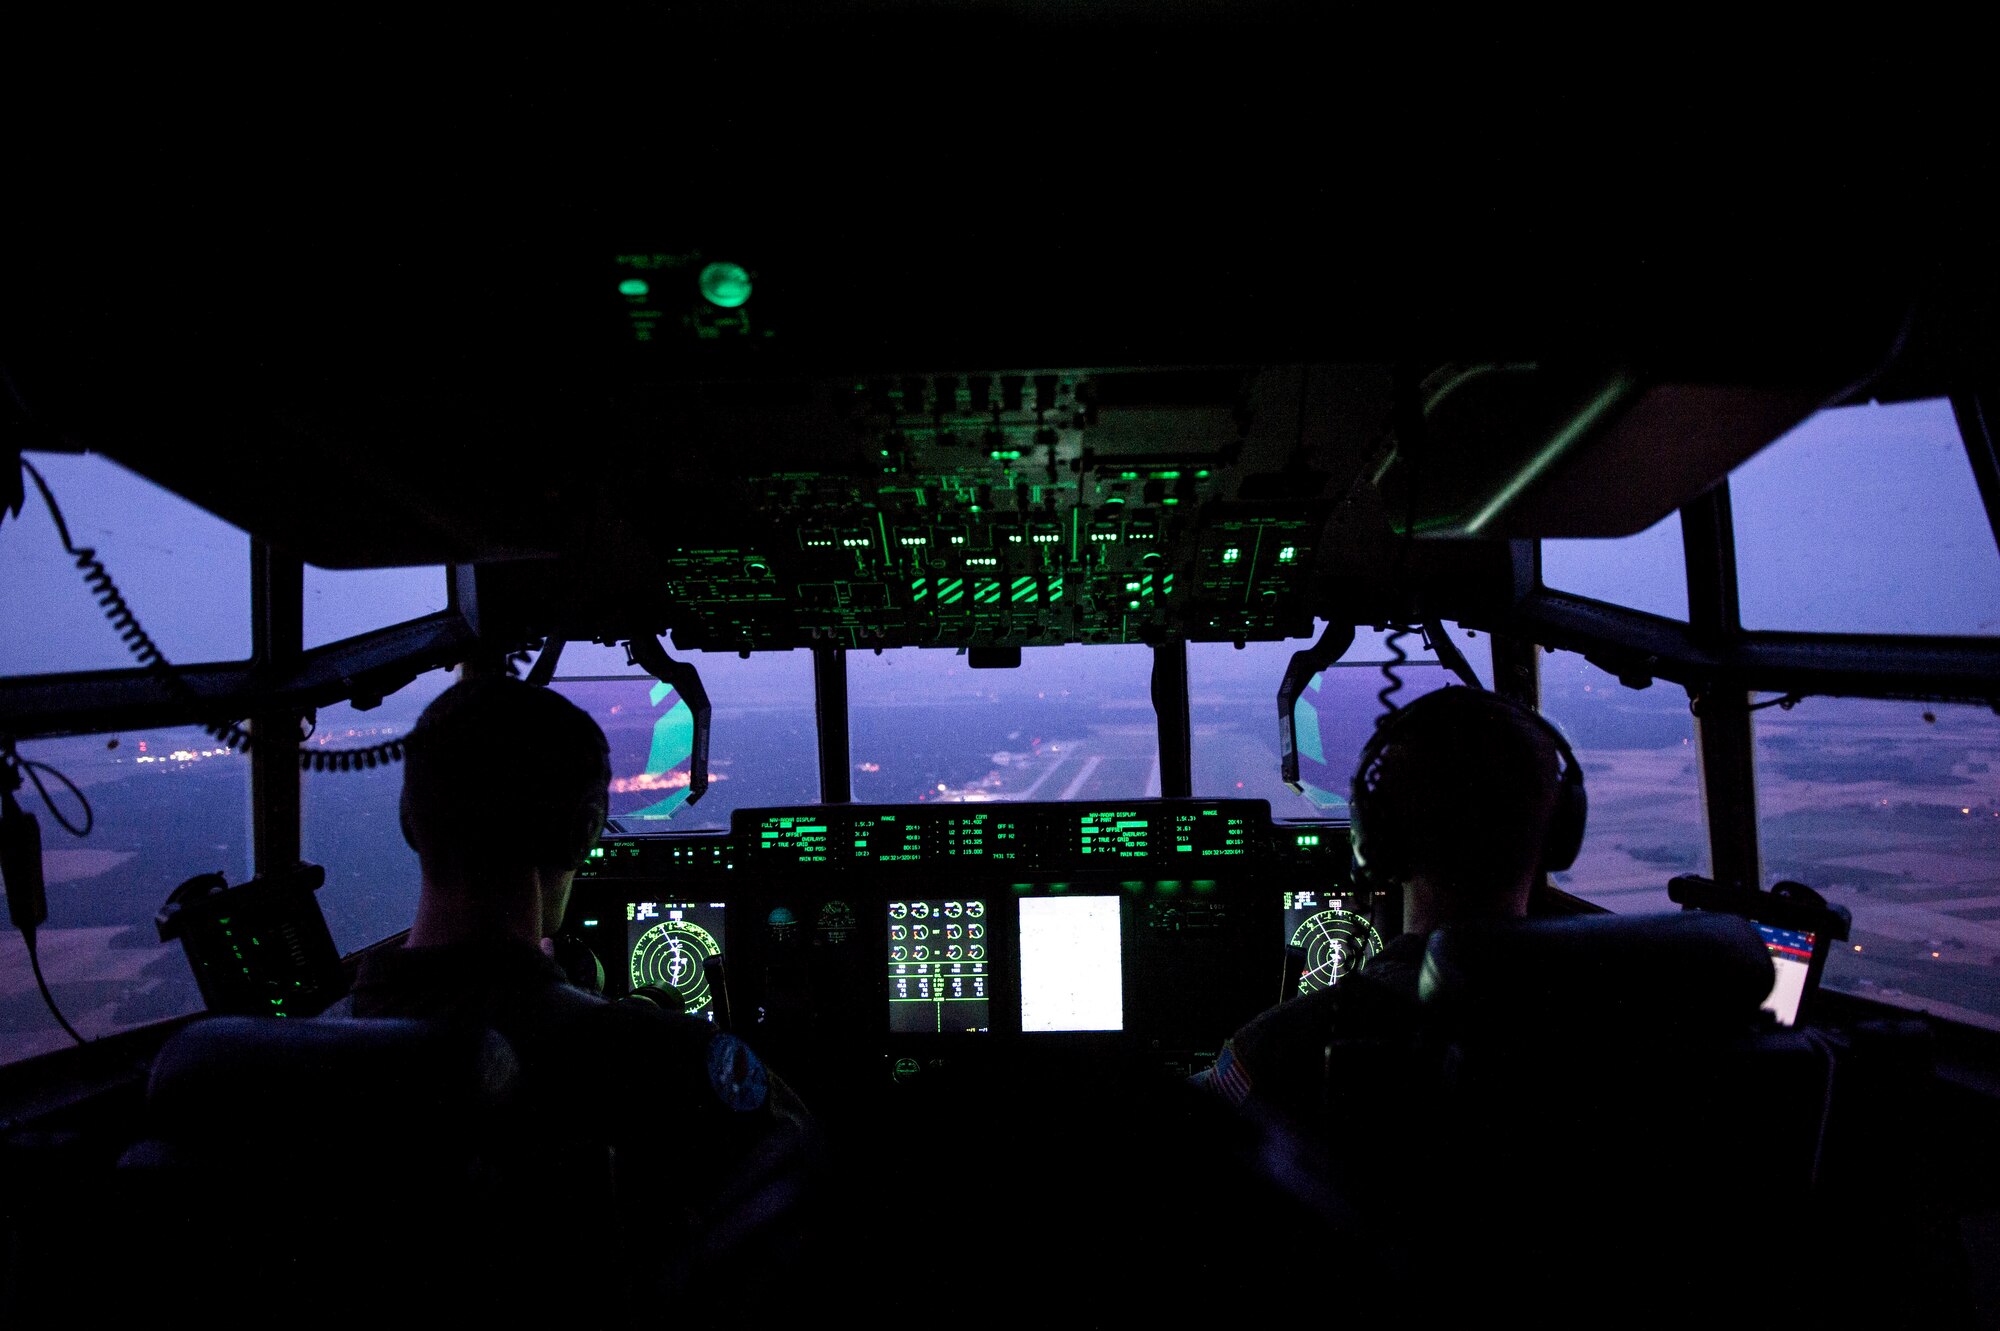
[6,7,1992,660]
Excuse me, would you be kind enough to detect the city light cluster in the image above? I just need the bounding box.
[610,770,731,794]
[135,746,236,765]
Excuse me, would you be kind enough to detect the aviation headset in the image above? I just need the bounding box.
[1348,686,1587,888]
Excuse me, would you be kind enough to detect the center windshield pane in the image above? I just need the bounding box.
[848,646,1156,803]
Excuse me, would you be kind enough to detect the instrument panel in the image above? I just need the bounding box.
[564,799,1385,1084]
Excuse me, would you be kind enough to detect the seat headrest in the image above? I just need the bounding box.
[1418,911,1775,1036]
[144,1016,519,1147]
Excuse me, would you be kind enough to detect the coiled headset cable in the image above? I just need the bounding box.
[18,457,407,772]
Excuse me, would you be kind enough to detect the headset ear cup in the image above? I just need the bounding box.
[1349,749,1411,889]
[1541,770,1587,872]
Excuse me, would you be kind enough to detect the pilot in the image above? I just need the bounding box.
[1195,684,1581,1130]
[348,674,818,1300]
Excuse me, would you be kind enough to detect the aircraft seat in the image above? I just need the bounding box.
[116,1015,588,1323]
[1317,912,1839,1321]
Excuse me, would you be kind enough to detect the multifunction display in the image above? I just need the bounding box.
[628,900,728,1020]
[888,899,990,1034]
[1756,923,1818,1027]
[1281,890,1383,996]
[1019,896,1123,1032]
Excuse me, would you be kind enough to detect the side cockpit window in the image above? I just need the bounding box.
[1540,510,1708,912]
[1732,397,2000,636]
[1754,697,2000,1032]
[2,454,259,1067]
[0,452,251,675]
[305,564,450,649]
[1543,512,1688,622]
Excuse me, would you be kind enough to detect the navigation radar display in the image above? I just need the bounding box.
[1282,891,1383,996]
[628,900,727,1019]
[889,899,989,1033]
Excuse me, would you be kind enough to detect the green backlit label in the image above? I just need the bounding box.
[1080,810,1151,858]
[757,815,831,862]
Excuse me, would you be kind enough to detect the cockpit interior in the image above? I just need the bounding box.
[4,10,1998,1325]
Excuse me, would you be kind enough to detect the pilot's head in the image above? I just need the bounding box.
[400,676,612,937]
[1348,686,1583,930]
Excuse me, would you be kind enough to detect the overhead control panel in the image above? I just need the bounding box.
[522,357,1359,655]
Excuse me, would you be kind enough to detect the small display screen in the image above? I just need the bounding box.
[1755,922,1817,1027]
[888,898,990,1033]
[1281,889,1383,997]
[1019,896,1124,1032]
[627,900,728,1021]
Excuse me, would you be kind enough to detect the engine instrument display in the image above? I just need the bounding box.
[629,900,728,1020]
[888,898,989,1034]
[1282,890,1382,996]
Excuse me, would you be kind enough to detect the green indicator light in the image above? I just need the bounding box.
[582,919,599,927]
[618,278,649,296]
[1162,497,1180,506]
[698,261,753,308]
[590,847,605,858]
[1278,545,1298,563]
[1120,470,1138,480]
[1196,469,1211,478]
[1128,599,1142,610]
[990,449,1022,461]
[1222,547,1240,564]
[1155,470,1181,480]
